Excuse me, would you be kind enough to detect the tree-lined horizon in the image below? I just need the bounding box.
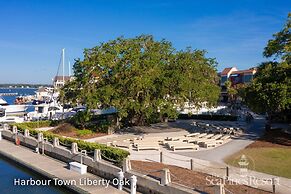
[63,35,220,126]
[243,13,291,127]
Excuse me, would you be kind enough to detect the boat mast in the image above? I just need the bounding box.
[68,60,71,77]
[62,48,65,84]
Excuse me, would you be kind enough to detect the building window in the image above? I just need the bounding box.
[221,76,228,85]
[244,75,253,83]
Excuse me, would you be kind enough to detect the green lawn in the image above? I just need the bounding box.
[224,147,291,178]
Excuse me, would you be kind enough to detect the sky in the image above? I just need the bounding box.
[0,0,290,84]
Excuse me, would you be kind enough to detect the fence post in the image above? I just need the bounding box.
[94,149,101,161]
[272,178,276,193]
[3,124,9,130]
[80,150,87,165]
[0,128,2,141]
[42,138,48,155]
[130,175,137,194]
[123,157,131,172]
[160,151,163,163]
[214,184,225,194]
[71,142,78,154]
[24,129,30,137]
[12,126,18,134]
[37,133,43,142]
[226,166,229,180]
[190,159,194,170]
[161,168,171,186]
[117,171,124,190]
[53,137,59,147]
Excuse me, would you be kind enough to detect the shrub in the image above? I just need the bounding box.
[77,129,93,137]
[69,110,92,129]
[11,122,130,164]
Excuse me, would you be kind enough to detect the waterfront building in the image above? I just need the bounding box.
[53,76,72,88]
[219,67,256,102]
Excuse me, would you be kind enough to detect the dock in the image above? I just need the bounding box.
[0,140,127,194]
[0,92,18,96]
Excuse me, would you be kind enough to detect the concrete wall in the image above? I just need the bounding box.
[2,129,196,194]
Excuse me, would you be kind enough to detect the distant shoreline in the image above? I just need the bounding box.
[0,87,38,89]
[0,85,52,89]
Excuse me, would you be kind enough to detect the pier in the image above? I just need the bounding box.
[0,140,126,194]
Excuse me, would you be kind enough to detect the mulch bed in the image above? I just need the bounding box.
[50,123,107,139]
[131,160,271,194]
[247,128,291,149]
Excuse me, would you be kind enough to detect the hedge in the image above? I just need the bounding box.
[11,122,130,165]
[178,114,238,121]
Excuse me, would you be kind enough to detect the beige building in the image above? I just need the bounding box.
[53,76,72,88]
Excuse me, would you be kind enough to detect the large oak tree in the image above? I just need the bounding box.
[63,35,220,126]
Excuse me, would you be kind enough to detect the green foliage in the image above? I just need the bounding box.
[11,122,130,164]
[263,13,291,63]
[67,112,112,132]
[76,129,93,137]
[70,110,92,129]
[244,62,291,114]
[224,80,239,102]
[244,13,291,120]
[13,120,58,130]
[63,35,220,126]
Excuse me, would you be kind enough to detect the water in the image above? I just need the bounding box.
[0,157,73,194]
[0,88,37,112]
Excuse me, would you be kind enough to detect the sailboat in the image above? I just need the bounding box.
[27,49,72,121]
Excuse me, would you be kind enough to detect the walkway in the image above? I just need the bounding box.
[128,116,291,193]
[0,140,126,194]
[129,148,291,194]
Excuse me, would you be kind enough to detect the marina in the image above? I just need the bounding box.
[0,93,19,96]
[0,1,290,194]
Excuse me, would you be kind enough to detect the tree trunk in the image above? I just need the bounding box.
[265,112,272,131]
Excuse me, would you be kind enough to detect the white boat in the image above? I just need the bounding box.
[27,100,65,120]
[0,108,24,123]
[0,96,27,116]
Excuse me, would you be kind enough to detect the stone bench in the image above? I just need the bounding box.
[166,142,199,151]
[69,162,87,174]
[185,132,200,137]
[135,143,160,151]
[112,140,132,148]
[220,135,231,140]
[201,141,216,148]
